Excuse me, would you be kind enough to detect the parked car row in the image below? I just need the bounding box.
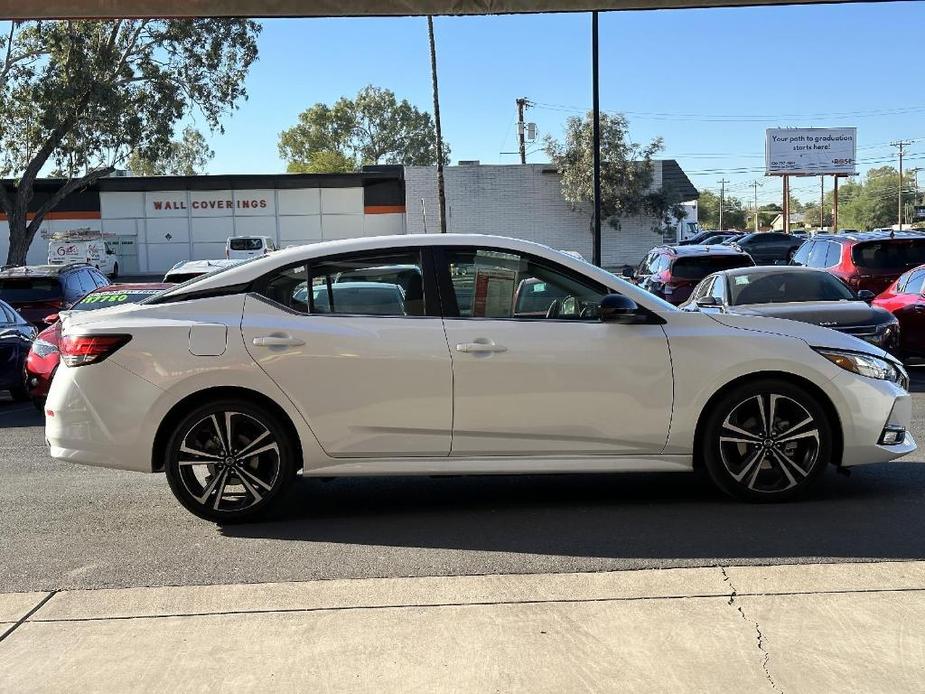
[636,229,925,362]
[0,263,172,406]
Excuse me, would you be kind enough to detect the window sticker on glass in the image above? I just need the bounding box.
[734,276,749,285]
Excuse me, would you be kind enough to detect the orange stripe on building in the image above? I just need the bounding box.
[364,205,406,215]
[0,210,101,221]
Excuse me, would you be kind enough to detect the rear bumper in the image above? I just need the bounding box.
[45,360,165,473]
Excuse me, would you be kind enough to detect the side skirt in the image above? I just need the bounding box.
[301,454,693,477]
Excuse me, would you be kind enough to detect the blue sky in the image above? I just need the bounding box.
[175,3,925,205]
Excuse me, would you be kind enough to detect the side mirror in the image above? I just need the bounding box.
[857,290,875,303]
[600,294,642,324]
[695,296,722,308]
[43,313,59,325]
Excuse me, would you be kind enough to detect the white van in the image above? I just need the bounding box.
[225,236,276,260]
[48,238,118,277]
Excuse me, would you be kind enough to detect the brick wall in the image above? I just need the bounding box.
[404,163,674,268]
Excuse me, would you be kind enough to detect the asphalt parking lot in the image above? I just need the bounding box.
[2,371,925,594]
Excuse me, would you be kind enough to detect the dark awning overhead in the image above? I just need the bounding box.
[0,0,889,19]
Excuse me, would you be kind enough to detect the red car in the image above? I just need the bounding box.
[25,283,171,407]
[791,231,925,295]
[873,265,925,360]
[631,244,755,305]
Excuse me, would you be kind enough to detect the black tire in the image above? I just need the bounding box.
[164,399,295,523]
[32,397,45,413]
[701,379,832,502]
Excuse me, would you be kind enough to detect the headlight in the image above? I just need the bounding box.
[815,348,908,390]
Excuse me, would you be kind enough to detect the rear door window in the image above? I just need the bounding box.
[904,272,925,295]
[807,242,829,268]
[310,251,425,317]
[792,241,813,266]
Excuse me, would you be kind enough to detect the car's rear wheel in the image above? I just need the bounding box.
[702,380,832,502]
[164,400,295,522]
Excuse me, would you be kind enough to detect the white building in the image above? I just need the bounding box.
[2,162,697,274]
[404,161,698,268]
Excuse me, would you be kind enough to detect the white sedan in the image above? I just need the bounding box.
[46,234,916,522]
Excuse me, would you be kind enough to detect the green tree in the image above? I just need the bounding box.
[127,127,215,176]
[836,167,916,230]
[0,19,260,265]
[279,85,450,173]
[544,112,684,235]
[697,189,747,230]
[758,203,782,229]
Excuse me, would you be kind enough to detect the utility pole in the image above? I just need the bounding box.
[892,140,913,231]
[750,180,761,232]
[833,177,840,232]
[718,178,729,230]
[427,16,447,233]
[820,176,825,230]
[783,175,790,234]
[516,97,532,165]
[591,11,602,267]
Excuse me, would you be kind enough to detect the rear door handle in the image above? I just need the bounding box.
[456,341,507,354]
[252,335,305,347]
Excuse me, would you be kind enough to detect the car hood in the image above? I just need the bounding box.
[706,312,890,359]
[728,301,896,328]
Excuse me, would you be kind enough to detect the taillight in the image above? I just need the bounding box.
[59,334,131,367]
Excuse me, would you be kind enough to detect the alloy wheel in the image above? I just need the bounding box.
[718,393,820,494]
[175,411,281,514]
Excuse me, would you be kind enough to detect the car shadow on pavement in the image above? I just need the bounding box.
[0,398,43,429]
[220,464,925,563]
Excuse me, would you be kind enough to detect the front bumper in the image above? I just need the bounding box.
[831,369,918,467]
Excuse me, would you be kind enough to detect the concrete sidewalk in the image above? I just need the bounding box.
[2,562,925,693]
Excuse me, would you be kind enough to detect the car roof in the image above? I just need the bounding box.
[812,230,925,244]
[717,265,829,278]
[0,264,93,278]
[660,244,748,256]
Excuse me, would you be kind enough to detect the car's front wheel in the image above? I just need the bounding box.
[164,400,295,522]
[701,380,832,502]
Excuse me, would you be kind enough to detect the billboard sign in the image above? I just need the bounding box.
[766,128,857,176]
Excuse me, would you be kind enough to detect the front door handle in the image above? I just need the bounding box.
[252,335,305,347]
[456,341,507,354]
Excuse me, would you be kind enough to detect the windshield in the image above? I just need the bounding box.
[0,278,61,302]
[72,288,166,311]
[729,271,855,305]
[230,238,263,251]
[852,239,925,270]
[672,255,752,281]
